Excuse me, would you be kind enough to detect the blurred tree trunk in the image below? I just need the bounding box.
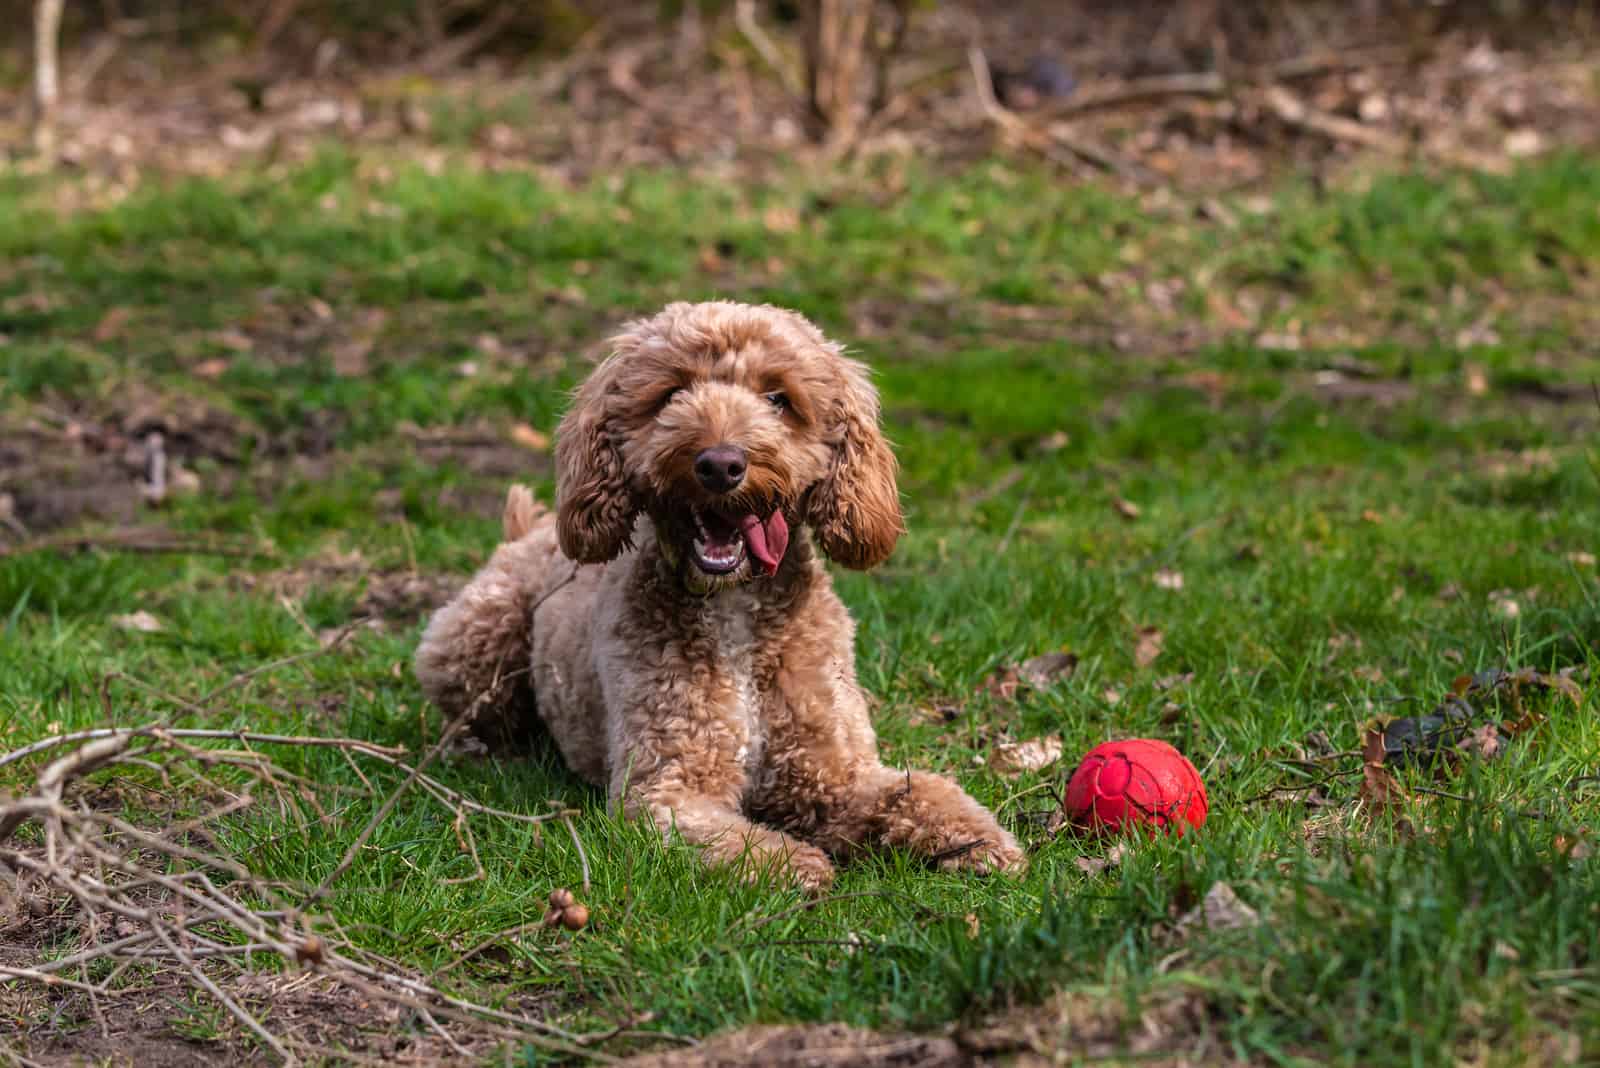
[800,0,910,149]
[34,0,64,162]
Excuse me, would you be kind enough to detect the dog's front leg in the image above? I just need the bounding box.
[827,766,1028,876]
[623,791,836,894]
[606,678,836,894]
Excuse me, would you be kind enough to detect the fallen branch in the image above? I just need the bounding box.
[968,46,1154,184]
[0,716,620,1060]
[735,0,804,99]
[1260,84,1508,174]
[32,0,64,161]
[0,528,273,560]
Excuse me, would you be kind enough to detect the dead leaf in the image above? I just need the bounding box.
[977,664,1021,703]
[1353,665,1386,684]
[1457,723,1503,761]
[1074,842,1130,876]
[92,306,132,342]
[1554,834,1593,861]
[1101,688,1123,706]
[1360,726,1408,818]
[212,328,254,353]
[1200,882,1259,932]
[1568,551,1597,568]
[909,703,961,726]
[1538,671,1583,706]
[1464,363,1489,396]
[963,912,980,939]
[762,206,801,233]
[1493,595,1521,619]
[988,735,1064,776]
[1153,569,1185,591]
[332,336,373,377]
[1038,430,1070,452]
[1134,626,1164,669]
[1361,509,1384,525]
[510,423,551,451]
[1154,673,1194,691]
[1017,651,1078,689]
[1113,497,1142,520]
[111,610,163,633]
[192,357,230,379]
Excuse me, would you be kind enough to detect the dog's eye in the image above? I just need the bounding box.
[764,391,789,412]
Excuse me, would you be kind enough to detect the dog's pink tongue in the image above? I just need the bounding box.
[739,511,789,577]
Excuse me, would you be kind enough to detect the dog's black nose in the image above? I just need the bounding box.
[694,445,747,493]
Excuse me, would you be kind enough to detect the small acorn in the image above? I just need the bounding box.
[559,903,589,931]
[548,887,575,910]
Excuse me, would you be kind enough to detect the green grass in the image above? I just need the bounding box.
[2,150,1599,1066]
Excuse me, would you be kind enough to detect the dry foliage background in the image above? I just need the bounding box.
[6,0,1600,190]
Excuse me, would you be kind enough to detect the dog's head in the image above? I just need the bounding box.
[554,301,903,590]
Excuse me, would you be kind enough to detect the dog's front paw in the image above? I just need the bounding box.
[939,832,1028,877]
[784,843,838,895]
[737,841,836,896]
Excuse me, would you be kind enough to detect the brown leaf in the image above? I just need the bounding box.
[1154,672,1194,692]
[1017,651,1078,689]
[1554,834,1594,861]
[1464,362,1489,396]
[1074,842,1130,876]
[1038,430,1070,452]
[332,336,373,377]
[762,206,801,233]
[1134,626,1164,669]
[1353,665,1386,684]
[92,306,132,342]
[1456,724,1503,761]
[977,664,1021,703]
[213,328,254,353]
[192,357,230,380]
[988,735,1064,777]
[908,703,961,726]
[1567,551,1596,568]
[1360,726,1407,817]
[1113,497,1142,520]
[110,610,163,633]
[1201,882,1260,932]
[510,423,551,451]
[1537,671,1583,706]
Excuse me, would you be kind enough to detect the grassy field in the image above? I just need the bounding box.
[2,150,1598,1065]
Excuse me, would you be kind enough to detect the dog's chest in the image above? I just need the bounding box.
[702,589,770,778]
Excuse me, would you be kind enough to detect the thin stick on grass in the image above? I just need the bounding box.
[560,807,591,894]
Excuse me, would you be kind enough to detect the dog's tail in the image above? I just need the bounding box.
[414,484,557,748]
[502,483,544,542]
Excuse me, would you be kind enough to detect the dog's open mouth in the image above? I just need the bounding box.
[690,506,790,578]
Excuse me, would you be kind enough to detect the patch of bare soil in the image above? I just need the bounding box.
[0,384,250,544]
[3,964,496,1067]
[625,1022,963,1068]
[622,986,1235,1067]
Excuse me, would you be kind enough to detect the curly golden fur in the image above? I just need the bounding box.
[414,301,1025,892]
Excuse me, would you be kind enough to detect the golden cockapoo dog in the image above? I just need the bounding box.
[414,301,1025,891]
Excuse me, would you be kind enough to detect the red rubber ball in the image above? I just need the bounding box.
[1065,739,1207,835]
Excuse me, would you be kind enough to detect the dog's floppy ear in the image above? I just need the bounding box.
[555,356,636,563]
[806,356,904,569]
